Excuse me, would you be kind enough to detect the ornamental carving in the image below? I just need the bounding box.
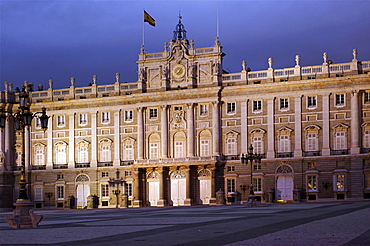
[170,111,186,130]
[170,170,186,179]
[76,174,89,182]
[276,165,293,174]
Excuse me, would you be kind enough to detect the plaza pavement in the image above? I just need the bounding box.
[1,201,370,245]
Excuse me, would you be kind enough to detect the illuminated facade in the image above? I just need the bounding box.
[1,19,370,209]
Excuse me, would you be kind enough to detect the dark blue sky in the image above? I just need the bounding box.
[1,0,370,90]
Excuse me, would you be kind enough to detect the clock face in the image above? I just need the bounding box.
[172,64,185,78]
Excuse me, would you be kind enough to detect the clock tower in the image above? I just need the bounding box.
[136,16,225,92]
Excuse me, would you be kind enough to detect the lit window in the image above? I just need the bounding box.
[280,98,289,110]
[227,179,236,193]
[335,94,345,106]
[227,102,236,114]
[125,110,133,122]
[101,184,109,198]
[307,96,317,108]
[335,174,345,191]
[307,176,317,191]
[253,100,262,112]
[149,108,158,119]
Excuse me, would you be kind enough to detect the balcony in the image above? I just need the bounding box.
[31,165,46,170]
[303,151,322,157]
[120,160,134,166]
[331,149,349,155]
[97,162,113,167]
[276,152,294,158]
[75,163,90,168]
[53,164,68,169]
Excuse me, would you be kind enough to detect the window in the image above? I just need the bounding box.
[279,135,290,152]
[79,114,87,125]
[280,98,289,110]
[306,133,318,151]
[57,174,64,179]
[253,162,261,171]
[253,178,262,192]
[227,166,235,172]
[124,144,134,160]
[335,174,345,191]
[126,183,133,197]
[252,136,263,154]
[308,162,316,169]
[100,145,111,162]
[34,187,43,201]
[199,104,208,116]
[102,112,110,123]
[56,144,67,164]
[34,146,45,165]
[57,115,65,127]
[227,102,236,114]
[335,132,346,150]
[365,92,370,103]
[335,94,345,106]
[57,186,65,199]
[253,100,262,112]
[174,106,183,111]
[150,143,159,159]
[101,184,109,198]
[35,118,41,129]
[149,108,158,119]
[200,140,210,156]
[125,171,132,176]
[307,96,317,108]
[124,110,133,122]
[16,151,22,166]
[227,179,236,193]
[307,176,317,191]
[174,141,184,158]
[226,138,237,155]
[102,172,109,178]
[364,130,370,148]
[78,146,88,163]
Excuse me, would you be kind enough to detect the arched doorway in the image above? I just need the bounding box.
[275,164,294,202]
[76,174,90,208]
[170,170,186,206]
[147,171,160,207]
[198,169,211,205]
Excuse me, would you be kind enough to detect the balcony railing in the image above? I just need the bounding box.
[31,165,46,170]
[120,160,134,166]
[276,152,294,158]
[331,149,349,155]
[361,148,370,154]
[75,163,90,168]
[53,164,68,169]
[97,162,113,167]
[303,151,322,157]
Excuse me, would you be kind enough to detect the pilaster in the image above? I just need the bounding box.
[91,112,97,168]
[137,107,145,159]
[187,103,195,157]
[212,101,220,156]
[68,113,75,168]
[351,91,360,154]
[241,100,248,154]
[46,115,53,170]
[294,96,302,157]
[160,105,168,158]
[267,98,275,159]
[322,94,331,156]
[113,110,121,166]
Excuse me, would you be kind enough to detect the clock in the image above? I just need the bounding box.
[172,64,185,78]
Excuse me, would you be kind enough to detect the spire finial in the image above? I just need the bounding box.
[173,15,187,41]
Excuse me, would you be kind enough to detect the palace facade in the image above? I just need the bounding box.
[1,19,370,209]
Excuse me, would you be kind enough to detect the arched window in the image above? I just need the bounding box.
[77,140,90,163]
[55,142,68,164]
[250,129,266,155]
[174,131,186,158]
[225,131,239,155]
[199,130,212,157]
[99,139,113,162]
[149,133,160,159]
[33,143,46,165]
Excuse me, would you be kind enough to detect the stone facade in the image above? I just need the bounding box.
[1,19,370,209]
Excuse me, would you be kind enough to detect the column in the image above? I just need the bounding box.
[212,101,220,156]
[187,103,195,157]
[241,100,248,153]
[266,98,275,159]
[209,165,217,205]
[160,105,168,158]
[4,117,12,170]
[68,113,75,168]
[157,167,166,207]
[133,168,142,207]
[113,110,121,166]
[46,114,53,170]
[137,107,145,159]
[183,166,192,206]
[351,91,360,154]
[294,96,302,157]
[91,112,97,168]
[322,94,331,156]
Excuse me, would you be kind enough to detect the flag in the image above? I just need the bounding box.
[144,10,155,27]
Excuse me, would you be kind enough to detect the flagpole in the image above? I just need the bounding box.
[142,9,145,50]
[216,0,219,38]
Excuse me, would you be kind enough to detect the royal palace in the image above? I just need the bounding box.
[1,19,370,209]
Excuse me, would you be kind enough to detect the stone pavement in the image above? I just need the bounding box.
[1,201,370,245]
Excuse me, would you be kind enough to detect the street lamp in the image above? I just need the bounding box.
[1,85,49,228]
[240,144,262,207]
[108,170,126,208]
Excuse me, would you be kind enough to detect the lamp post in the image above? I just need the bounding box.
[240,144,262,207]
[108,170,126,208]
[1,85,49,228]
